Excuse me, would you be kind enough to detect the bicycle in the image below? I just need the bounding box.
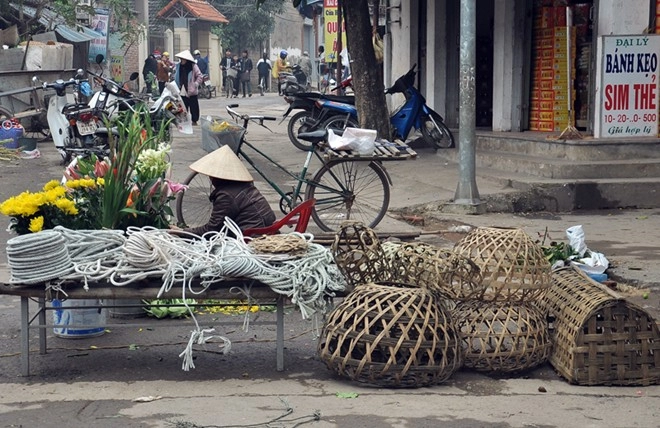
[175,105,390,232]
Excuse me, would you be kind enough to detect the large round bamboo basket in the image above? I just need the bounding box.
[318,281,463,387]
[453,300,551,373]
[539,266,659,386]
[452,227,551,302]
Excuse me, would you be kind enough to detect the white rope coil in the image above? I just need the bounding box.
[7,231,74,284]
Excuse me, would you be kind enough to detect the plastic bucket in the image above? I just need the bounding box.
[52,299,106,338]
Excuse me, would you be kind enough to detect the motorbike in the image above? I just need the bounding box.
[312,64,455,150]
[86,55,140,120]
[198,74,215,99]
[38,71,111,162]
[279,64,308,95]
[281,91,355,151]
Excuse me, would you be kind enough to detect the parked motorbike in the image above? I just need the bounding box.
[86,55,140,120]
[198,74,215,99]
[313,64,455,149]
[279,64,308,95]
[38,72,111,162]
[281,91,355,151]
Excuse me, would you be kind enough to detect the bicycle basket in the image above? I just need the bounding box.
[201,116,245,153]
[226,68,238,79]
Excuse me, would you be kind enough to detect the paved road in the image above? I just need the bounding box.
[0,93,658,428]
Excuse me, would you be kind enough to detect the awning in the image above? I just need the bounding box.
[54,25,103,43]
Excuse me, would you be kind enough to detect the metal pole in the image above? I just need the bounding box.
[454,0,482,209]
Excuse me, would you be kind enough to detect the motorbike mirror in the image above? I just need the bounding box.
[95,54,105,64]
[129,72,139,81]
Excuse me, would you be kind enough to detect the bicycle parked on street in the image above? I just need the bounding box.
[175,105,392,232]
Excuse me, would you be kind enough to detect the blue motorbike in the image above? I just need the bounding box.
[314,64,455,149]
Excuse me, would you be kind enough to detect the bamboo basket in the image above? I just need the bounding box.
[539,266,660,386]
[317,281,463,387]
[453,300,552,373]
[382,242,484,301]
[331,222,391,290]
[452,227,551,302]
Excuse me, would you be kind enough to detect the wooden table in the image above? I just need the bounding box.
[0,276,286,376]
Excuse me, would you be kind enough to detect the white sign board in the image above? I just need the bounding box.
[596,35,659,138]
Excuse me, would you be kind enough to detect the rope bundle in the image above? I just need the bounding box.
[7,231,74,284]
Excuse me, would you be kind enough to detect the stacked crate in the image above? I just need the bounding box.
[530,2,576,132]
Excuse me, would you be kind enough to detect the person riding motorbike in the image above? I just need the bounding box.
[272,50,291,95]
[193,49,209,75]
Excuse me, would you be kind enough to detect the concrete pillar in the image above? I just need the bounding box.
[492,0,515,131]
[210,34,221,87]
[388,0,418,108]
[164,29,174,57]
[136,0,149,90]
[173,18,190,54]
[425,0,447,117]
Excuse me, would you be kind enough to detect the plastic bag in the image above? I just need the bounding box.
[176,112,193,135]
[565,225,609,274]
[327,128,376,155]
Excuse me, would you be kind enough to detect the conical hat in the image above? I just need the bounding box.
[175,49,197,63]
[189,145,253,181]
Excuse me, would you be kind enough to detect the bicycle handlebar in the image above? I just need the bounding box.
[225,105,277,129]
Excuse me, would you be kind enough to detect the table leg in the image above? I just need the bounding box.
[20,296,30,377]
[276,296,284,371]
[38,297,46,354]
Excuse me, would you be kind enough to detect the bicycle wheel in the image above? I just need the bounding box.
[200,84,211,99]
[175,171,212,227]
[421,111,455,149]
[321,115,359,135]
[287,111,314,151]
[305,160,390,232]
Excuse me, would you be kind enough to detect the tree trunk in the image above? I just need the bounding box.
[343,0,391,138]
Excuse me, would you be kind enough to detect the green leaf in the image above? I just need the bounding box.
[335,392,359,399]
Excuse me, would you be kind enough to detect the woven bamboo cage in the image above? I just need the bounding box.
[331,222,391,289]
[383,242,484,301]
[452,227,551,302]
[453,300,551,373]
[538,266,660,386]
[318,281,463,387]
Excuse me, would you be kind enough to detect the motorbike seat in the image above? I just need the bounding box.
[321,95,355,104]
[61,103,91,115]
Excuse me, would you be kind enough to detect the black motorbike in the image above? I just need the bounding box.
[282,91,355,150]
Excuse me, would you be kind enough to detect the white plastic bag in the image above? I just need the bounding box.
[565,225,609,274]
[327,128,376,155]
[176,112,193,135]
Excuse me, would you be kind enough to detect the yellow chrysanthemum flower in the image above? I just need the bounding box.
[54,198,79,216]
[96,177,105,186]
[43,180,61,191]
[28,216,44,233]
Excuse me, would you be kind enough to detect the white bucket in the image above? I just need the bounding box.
[52,299,106,338]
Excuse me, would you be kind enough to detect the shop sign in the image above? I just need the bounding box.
[88,8,110,62]
[598,35,659,138]
[323,0,347,63]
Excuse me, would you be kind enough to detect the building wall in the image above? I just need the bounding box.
[270,6,305,65]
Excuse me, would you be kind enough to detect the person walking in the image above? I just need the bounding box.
[193,49,209,75]
[156,51,174,95]
[175,49,204,126]
[271,50,291,95]
[256,53,272,95]
[297,51,312,87]
[142,53,158,95]
[238,50,253,97]
[220,49,232,90]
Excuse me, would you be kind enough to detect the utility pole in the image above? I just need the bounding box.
[452,0,485,214]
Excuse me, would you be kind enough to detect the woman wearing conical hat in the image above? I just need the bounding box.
[173,145,275,236]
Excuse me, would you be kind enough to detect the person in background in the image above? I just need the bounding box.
[231,54,241,97]
[175,50,203,126]
[271,50,291,95]
[193,49,208,75]
[238,50,253,97]
[256,53,272,94]
[297,51,312,87]
[156,51,174,94]
[142,54,158,95]
[170,145,276,237]
[220,48,232,90]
